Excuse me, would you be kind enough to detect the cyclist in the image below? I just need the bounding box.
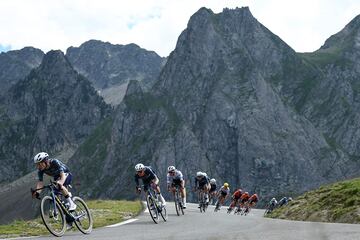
[167,166,186,208]
[194,171,210,206]
[214,183,230,210]
[240,191,250,207]
[268,197,278,212]
[227,188,243,212]
[209,178,217,205]
[248,193,259,207]
[134,163,166,206]
[31,152,76,211]
[278,196,292,207]
[242,193,258,214]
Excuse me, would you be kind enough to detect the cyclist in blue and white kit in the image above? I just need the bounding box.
[134,163,166,206]
[32,152,76,210]
[167,166,187,208]
[194,171,210,206]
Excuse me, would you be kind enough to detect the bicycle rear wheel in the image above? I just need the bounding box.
[146,195,159,224]
[72,197,93,234]
[40,196,66,237]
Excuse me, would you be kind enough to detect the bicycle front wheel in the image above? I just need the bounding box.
[40,196,66,237]
[159,205,168,222]
[146,195,159,224]
[72,197,93,234]
[174,196,180,216]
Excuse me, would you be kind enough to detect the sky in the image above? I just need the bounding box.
[1,0,360,56]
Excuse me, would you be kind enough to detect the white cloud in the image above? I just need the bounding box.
[0,0,359,56]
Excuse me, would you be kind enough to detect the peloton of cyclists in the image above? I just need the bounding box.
[167,165,187,208]
[134,163,166,206]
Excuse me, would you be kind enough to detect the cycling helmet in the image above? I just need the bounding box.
[223,183,229,188]
[33,152,49,164]
[271,197,276,202]
[245,192,249,195]
[168,166,176,172]
[135,163,145,172]
[210,178,216,184]
[288,197,293,201]
[196,171,203,177]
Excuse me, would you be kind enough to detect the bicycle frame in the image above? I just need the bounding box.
[34,181,76,221]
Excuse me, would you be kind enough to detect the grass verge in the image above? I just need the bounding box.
[0,200,143,239]
[267,178,360,223]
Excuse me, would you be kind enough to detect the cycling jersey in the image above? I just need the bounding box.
[134,166,157,187]
[232,189,243,199]
[218,186,230,196]
[37,159,70,181]
[167,170,184,186]
[248,194,258,204]
[240,193,250,203]
[209,183,217,192]
[194,176,210,188]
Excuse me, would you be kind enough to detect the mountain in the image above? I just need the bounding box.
[68,7,359,201]
[0,47,44,95]
[298,15,360,161]
[0,50,111,183]
[66,40,166,105]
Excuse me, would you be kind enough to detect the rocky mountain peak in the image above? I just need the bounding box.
[320,14,360,51]
[125,80,143,97]
[39,50,73,74]
[0,47,44,95]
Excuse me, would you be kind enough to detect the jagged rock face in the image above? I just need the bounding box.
[69,7,359,202]
[66,40,166,105]
[0,50,111,183]
[0,47,44,95]
[298,15,360,161]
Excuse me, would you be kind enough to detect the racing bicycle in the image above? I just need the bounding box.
[31,181,92,237]
[174,185,185,216]
[142,185,168,224]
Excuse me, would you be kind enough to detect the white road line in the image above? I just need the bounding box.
[0,237,37,240]
[105,218,139,228]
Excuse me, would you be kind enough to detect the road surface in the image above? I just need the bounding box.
[6,203,360,240]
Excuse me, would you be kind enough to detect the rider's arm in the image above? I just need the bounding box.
[134,174,140,188]
[35,181,44,193]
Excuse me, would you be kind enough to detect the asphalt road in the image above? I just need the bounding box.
[7,203,360,240]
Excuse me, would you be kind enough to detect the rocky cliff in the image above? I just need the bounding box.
[66,40,166,105]
[0,47,44,96]
[69,7,359,202]
[0,50,111,183]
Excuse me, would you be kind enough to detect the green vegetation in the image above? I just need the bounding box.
[268,178,360,223]
[0,199,143,239]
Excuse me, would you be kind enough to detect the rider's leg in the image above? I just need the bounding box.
[58,174,76,210]
[180,180,186,207]
[204,184,210,203]
[152,178,166,206]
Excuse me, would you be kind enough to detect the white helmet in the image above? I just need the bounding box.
[33,152,49,164]
[168,166,176,172]
[210,178,216,184]
[271,198,276,202]
[135,163,145,172]
[196,171,203,177]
